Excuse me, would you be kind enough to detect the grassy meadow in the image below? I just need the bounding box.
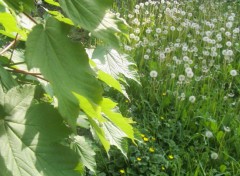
[90,0,240,176]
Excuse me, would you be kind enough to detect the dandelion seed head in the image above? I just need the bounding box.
[144,54,150,60]
[150,70,158,78]
[205,130,213,138]
[223,126,231,132]
[211,152,218,160]
[230,69,237,76]
[178,75,185,82]
[188,95,196,102]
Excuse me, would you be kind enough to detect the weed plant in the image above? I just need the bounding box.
[93,0,240,175]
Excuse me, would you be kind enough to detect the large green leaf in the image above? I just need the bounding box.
[88,117,110,153]
[25,17,103,129]
[45,0,60,7]
[101,98,134,141]
[0,85,82,176]
[2,0,34,12]
[71,136,96,172]
[98,70,123,93]
[46,10,74,25]
[102,122,128,157]
[74,94,134,155]
[2,85,34,118]
[58,0,128,48]
[0,12,27,40]
[0,65,18,90]
[86,48,126,97]
[92,46,140,84]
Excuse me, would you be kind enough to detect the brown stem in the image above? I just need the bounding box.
[0,38,18,56]
[7,68,48,82]
[23,12,38,24]
[8,61,26,66]
[9,34,19,63]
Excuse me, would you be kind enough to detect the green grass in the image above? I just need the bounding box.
[90,0,240,175]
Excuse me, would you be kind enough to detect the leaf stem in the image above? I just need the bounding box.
[9,34,19,63]
[8,61,26,66]
[23,12,38,24]
[6,68,48,82]
[0,35,19,56]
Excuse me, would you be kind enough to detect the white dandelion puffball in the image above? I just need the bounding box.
[223,126,231,132]
[150,70,158,78]
[156,28,162,33]
[226,41,232,47]
[178,75,185,82]
[230,70,237,76]
[189,96,196,103]
[205,130,213,138]
[185,67,192,73]
[187,71,194,78]
[171,73,176,78]
[144,54,150,60]
[211,152,218,160]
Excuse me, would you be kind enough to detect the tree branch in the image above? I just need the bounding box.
[0,35,19,56]
[6,68,48,82]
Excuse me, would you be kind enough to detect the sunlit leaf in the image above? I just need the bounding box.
[71,136,96,172]
[25,17,103,129]
[87,48,129,98]
[101,98,134,141]
[102,122,128,157]
[58,0,128,48]
[2,0,34,12]
[0,85,82,175]
[45,10,73,25]
[45,0,60,7]
[88,117,110,153]
[73,93,105,122]
[0,12,27,40]
[98,70,123,93]
[92,46,140,84]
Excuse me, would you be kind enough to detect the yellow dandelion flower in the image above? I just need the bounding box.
[141,134,145,138]
[160,116,165,120]
[143,137,149,142]
[161,166,165,171]
[162,92,167,96]
[119,169,125,174]
[149,147,155,153]
[168,154,174,160]
[137,157,141,161]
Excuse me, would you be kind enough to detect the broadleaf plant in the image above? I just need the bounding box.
[0,85,81,176]
[0,0,139,175]
[58,0,129,48]
[25,17,103,130]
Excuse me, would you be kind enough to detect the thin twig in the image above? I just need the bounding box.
[0,39,17,56]
[23,12,38,24]
[8,61,26,66]
[7,68,48,82]
[9,34,19,63]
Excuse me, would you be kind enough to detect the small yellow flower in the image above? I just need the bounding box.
[160,116,165,120]
[143,137,149,142]
[141,134,145,138]
[162,92,167,96]
[168,154,174,160]
[119,169,125,174]
[137,157,141,161]
[149,147,155,153]
[161,166,165,171]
